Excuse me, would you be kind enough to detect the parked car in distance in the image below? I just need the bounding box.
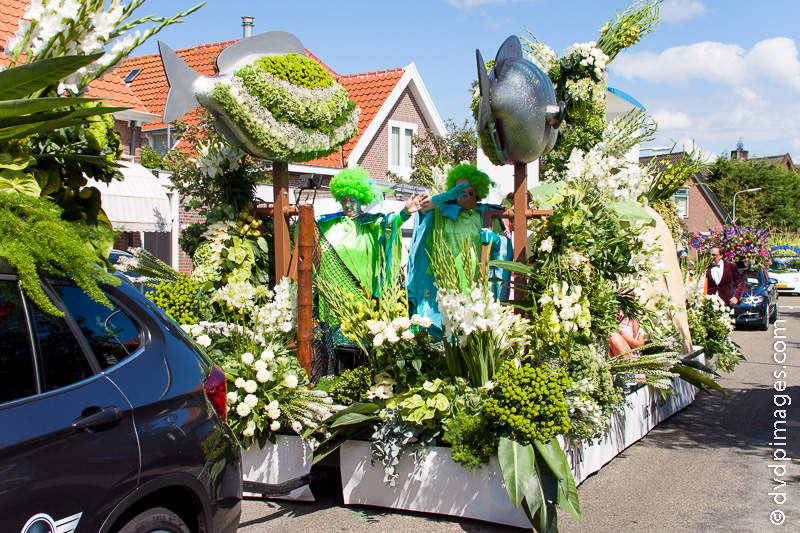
[0,265,242,533]
[731,266,779,330]
[769,267,800,296]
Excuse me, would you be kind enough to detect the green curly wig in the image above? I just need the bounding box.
[329,167,378,204]
[446,164,493,201]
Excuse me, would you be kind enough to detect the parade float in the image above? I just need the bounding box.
[0,1,734,531]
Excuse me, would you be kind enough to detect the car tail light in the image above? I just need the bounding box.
[205,364,227,422]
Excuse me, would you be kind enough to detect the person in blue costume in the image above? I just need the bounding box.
[317,167,426,296]
[407,164,513,339]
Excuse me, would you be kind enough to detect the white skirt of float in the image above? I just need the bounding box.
[340,353,702,527]
[241,434,315,501]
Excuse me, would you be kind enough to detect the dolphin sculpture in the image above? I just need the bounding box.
[158,31,360,162]
[476,36,566,165]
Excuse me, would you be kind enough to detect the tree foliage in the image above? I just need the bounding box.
[706,156,800,231]
[403,118,477,187]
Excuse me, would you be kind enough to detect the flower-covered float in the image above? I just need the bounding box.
[129,3,728,531]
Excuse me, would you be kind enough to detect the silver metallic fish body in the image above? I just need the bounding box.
[477,36,566,165]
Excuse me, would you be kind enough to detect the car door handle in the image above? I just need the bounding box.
[72,406,122,431]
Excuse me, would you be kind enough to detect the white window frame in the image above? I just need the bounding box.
[674,188,689,219]
[388,120,417,180]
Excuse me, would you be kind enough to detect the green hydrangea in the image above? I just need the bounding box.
[485,360,572,444]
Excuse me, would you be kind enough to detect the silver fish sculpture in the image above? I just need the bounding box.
[159,31,360,163]
[476,36,566,165]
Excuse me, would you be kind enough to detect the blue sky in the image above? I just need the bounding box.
[134,0,800,161]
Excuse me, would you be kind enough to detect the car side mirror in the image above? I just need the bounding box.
[769,278,778,284]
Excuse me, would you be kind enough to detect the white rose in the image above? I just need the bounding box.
[401,329,415,341]
[373,333,385,347]
[244,394,258,408]
[384,326,400,343]
[284,374,298,388]
[244,380,258,394]
[418,316,433,328]
[256,369,272,383]
[241,352,254,365]
[236,403,251,417]
[270,421,280,431]
[180,324,192,334]
[196,334,211,347]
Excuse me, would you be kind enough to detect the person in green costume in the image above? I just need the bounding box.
[317,167,426,295]
[407,164,512,339]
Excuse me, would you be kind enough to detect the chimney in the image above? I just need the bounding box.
[732,137,748,161]
[242,16,254,38]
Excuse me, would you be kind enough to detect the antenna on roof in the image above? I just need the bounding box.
[242,16,254,38]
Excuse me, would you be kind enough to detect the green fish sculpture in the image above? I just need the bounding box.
[159,31,360,163]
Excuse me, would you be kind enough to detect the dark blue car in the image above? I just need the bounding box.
[0,266,242,533]
[731,266,779,330]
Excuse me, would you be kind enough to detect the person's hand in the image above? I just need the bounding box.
[480,228,501,246]
[404,193,428,214]
[432,182,469,206]
[730,296,739,306]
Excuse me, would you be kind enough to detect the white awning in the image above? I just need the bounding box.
[89,161,172,232]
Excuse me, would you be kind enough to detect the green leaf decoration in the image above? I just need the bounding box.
[672,363,729,395]
[0,105,127,130]
[0,97,97,117]
[0,169,41,196]
[32,162,61,196]
[401,394,426,410]
[0,152,36,170]
[678,356,721,377]
[498,437,535,509]
[0,53,103,100]
[330,412,381,428]
[405,406,435,423]
[427,392,450,412]
[534,439,581,523]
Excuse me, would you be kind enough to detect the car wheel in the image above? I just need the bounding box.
[118,507,190,533]
[760,307,770,331]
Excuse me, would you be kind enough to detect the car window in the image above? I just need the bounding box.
[31,303,95,393]
[48,283,142,369]
[0,280,37,404]
[742,270,765,288]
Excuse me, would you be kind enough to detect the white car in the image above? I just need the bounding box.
[769,268,800,295]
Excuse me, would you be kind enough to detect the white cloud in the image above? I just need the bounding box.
[746,37,800,91]
[658,0,706,23]
[611,42,748,86]
[651,110,692,130]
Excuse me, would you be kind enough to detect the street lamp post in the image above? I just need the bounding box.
[732,187,762,223]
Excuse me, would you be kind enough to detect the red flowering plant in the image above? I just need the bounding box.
[699,225,770,269]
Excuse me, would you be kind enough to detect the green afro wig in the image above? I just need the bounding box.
[329,167,379,204]
[446,164,493,201]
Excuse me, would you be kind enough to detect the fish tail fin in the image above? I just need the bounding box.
[159,41,202,123]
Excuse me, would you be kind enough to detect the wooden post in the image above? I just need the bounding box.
[273,161,291,281]
[296,203,314,377]
[513,163,528,263]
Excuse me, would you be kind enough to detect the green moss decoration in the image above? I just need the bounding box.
[0,192,118,316]
[254,53,333,89]
[443,412,500,473]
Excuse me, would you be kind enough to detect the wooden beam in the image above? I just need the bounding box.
[513,163,528,263]
[296,203,314,378]
[273,161,291,281]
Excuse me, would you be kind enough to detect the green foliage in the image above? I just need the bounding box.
[443,411,500,473]
[0,193,118,316]
[254,53,333,89]
[147,275,208,324]
[644,148,705,203]
[706,156,800,231]
[407,118,478,186]
[140,146,169,170]
[485,361,572,444]
[328,365,373,405]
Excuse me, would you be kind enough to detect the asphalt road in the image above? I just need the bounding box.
[238,295,800,532]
